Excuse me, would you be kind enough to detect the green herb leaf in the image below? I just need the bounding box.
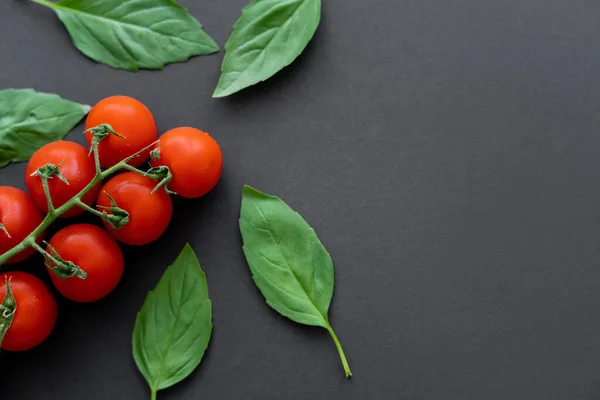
[239,185,352,377]
[33,0,219,71]
[0,89,89,168]
[213,0,321,97]
[132,244,213,397]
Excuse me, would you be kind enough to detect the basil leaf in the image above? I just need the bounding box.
[0,89,89,168]
[239,185,352,377]
[132,244,213,397]
[213,0,321,97]
[33,0,219,71]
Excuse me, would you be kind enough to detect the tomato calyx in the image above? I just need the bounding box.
[96,192,130,229]
[42,242,87,280]
[30,159,70,213]
[85,123,125,153]
[0,277,16,349]
[146,166,174,194]
[122,163,174,194]
[30,159,70,185]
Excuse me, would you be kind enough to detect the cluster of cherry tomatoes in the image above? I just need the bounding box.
[0,95,222,352]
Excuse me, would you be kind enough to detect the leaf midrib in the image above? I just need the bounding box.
[151,262,190,391]
[49,2,202,46]
[248,192,328,325]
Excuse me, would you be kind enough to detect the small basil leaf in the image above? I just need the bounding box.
[34,0,219,71]
[132,244,213,396]
[0,89,89,168]
[239,185,352,377]
[213,0,321,97]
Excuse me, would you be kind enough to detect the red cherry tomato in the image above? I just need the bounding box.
[0,272,57,351]
[150,127,222,199]
[25,141,100,218]
[46,224,124,303]
[0,187,44,264]
[97,172,172,245]
[85,96,157,168]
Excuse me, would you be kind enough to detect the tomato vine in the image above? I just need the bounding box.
[0,124,172,276]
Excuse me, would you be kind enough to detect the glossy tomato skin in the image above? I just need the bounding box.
[47,224,124,303]
[0,272,57,351]
[97,172,172,245]
[0,187,45,264]
[25,141,100,218]
[85,96,157,168]
[150,127,223,198]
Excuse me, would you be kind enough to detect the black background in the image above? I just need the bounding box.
[2,0,600,399]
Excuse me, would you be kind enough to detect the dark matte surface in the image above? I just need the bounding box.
[2,0,600,399]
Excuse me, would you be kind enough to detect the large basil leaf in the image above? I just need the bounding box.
[33,0,219,71]
[0,89,89,168]
[213,0,321,97]
[239,185,352,377]
[132,244,213,397]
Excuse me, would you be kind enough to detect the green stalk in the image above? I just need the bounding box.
[40,175,55,213]
[74,199,106,219]
[326,323,352,378]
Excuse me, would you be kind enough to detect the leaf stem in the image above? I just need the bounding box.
[326,323,352,378]
[151,388,157,400]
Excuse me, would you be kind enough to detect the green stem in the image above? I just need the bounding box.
[30,242,47,257]
[122,163,164,181]
[40,175,55,213]
[74,199,105,219]
[151,388,157,400]
[93,142,102,174]
[0,213,52,265]
[121,164,146,175]
[326,324,352,378]
[31,242,58,270]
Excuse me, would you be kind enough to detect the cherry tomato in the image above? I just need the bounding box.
[150,127,222,198]
[0,187,45,264]
[85,96,157,168]
[46,224,124,303]
[0,272,57,351]
[97,172,172,245]
[25,141,100,218]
